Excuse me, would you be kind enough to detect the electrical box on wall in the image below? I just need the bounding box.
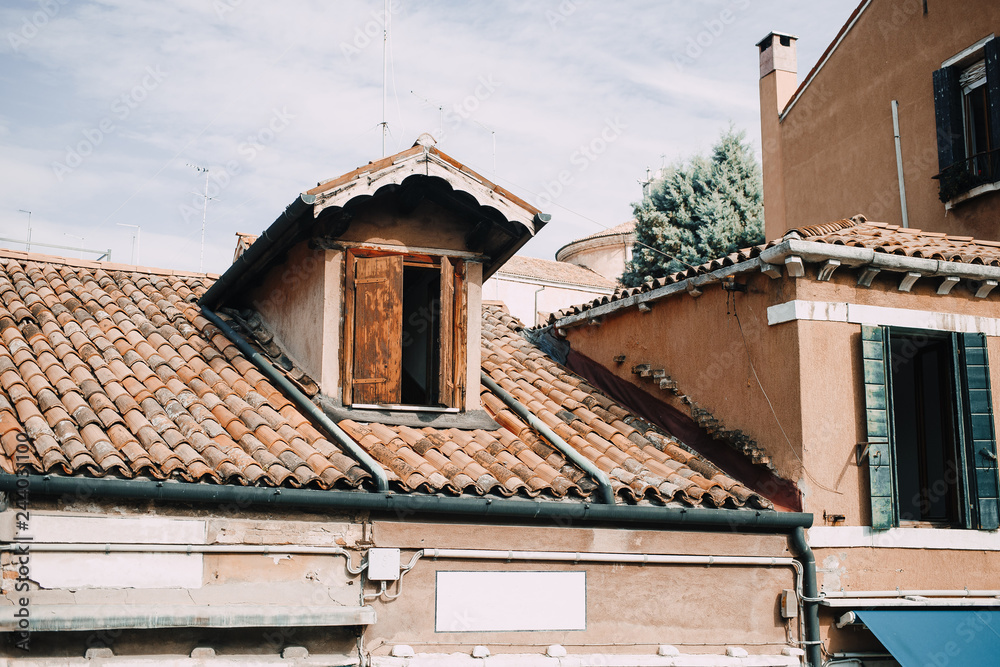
[367,548,401,581]
[780,589,799,618]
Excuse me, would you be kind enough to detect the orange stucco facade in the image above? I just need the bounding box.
[760,1,1000,239]
[561,260,1000,653]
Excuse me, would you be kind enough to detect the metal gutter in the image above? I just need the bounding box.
[200,193,316,309]
[200,305,390,492]
[0,603,375,632]
[0,474,811,532]
[480,371,616,505]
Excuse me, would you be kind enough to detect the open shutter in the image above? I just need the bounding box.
[438,256,455,406]
[958,333,1000,530]
[984,38,1000,178]
[351,254,403,405]
[862,325,895,530]
[933,65,966,174]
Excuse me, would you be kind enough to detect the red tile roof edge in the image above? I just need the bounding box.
[0,247,219,280]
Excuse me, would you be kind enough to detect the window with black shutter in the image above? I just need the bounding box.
[861,326,1000,530]
[933,37,1000,202]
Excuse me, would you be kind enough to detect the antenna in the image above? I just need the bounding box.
[380,0,389,156]
[410,90,444,137]
[187,164,216,272]
[470,119,497,179]
[117,223,140,265]
[17,210,31,252]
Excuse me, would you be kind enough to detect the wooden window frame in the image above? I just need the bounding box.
[342,248,467,411]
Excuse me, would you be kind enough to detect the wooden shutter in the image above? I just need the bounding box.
[862,325,895,530]
[958,333,1000,530]
[438,256,455,406]
[933,65,966,174]
[984,38,1000,176]
[350,254,403,405]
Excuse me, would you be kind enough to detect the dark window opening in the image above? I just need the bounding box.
[401,265,441,406]
[889,331,961,525]
[933,39,1000,201]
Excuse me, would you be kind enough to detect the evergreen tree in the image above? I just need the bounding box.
[622,128,764,286]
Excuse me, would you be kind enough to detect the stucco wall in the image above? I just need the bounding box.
[564,273,807,484]
[768,1,1000,238]
[2,500,801,662]
[251,241,330,384]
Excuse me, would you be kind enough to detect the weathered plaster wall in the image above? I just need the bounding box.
[368,520,794,656]
[772,1,1000,237]
[563,272,807,483]
[251,240,329,384]
[2,500,801,661]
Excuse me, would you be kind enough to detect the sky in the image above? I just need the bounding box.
[0,0,860,274]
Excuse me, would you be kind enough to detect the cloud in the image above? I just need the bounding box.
[0,0,860,273]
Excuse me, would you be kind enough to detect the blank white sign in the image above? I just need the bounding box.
[435,571,586,632]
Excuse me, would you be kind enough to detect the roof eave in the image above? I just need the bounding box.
[200,193,316,309]
[550,238,1000,330]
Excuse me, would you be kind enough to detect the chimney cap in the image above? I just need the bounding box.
[756,31,799,49]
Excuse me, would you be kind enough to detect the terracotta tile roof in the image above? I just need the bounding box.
[0,254,371,490]
[494,255,616,290]
[785,219,1000,263]
[545,218,1000,324]
[0,251,769,509]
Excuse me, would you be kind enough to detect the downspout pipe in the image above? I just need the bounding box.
[790,526,822,667]
[481,371,616,505]
[200,306,390,492]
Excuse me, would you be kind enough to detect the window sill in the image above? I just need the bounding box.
[808,525,1000,550]
[944,179,1000,210]
[317,396,500,430]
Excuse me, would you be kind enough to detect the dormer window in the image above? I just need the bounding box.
[200,134,548,427]
[343,249,466,410]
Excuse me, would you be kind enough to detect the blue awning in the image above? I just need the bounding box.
[856,609,1000,666]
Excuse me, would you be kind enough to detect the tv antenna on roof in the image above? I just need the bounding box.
[410,90,444,136]
[187,164,217,272]
[17,210,31,252]
[380,0,390,156]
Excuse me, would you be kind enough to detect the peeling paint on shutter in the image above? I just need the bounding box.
[932,65,965,173]
[352,255,403,405]
[438,256,455,406]
[959,333,1000,530]
[862,325,894,530]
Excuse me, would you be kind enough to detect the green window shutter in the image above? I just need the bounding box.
[862,325,894,530]
[959,333,1000,530]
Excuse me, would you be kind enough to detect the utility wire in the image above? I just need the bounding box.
[731,294,843,495]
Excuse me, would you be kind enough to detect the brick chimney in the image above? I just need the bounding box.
[757,32,798,239]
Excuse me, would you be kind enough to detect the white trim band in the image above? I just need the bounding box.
[767,299,1000,335]
[809,526,1000,550]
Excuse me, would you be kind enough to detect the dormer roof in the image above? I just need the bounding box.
[202,136,548,309]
